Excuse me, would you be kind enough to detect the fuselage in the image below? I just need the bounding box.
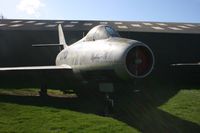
[0,24,155,92]
[56,36,154,81]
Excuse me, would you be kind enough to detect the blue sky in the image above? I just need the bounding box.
[0,0,200,23]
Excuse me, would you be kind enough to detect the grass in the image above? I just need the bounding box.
[0,89,138,133]
[0,103,139,133]
[0,86,199,133]
[160,89,200,125]
[0,102,138,133]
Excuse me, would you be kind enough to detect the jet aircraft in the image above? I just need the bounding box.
[0,24,155,111]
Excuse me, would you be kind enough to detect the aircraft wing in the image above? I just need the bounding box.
[0,65,71,71]
[0,65,77,89]
[171,62,200,66]
[171,62,200,83]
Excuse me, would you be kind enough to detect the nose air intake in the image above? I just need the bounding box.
[125,46,154,78]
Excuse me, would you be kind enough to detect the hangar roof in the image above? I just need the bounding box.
[0,19,200,34]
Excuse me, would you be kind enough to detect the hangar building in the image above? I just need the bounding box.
[0,19,199,83]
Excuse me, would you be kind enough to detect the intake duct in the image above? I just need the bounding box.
[125,45,154,78]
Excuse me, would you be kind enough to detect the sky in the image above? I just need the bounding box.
[0,0,200,23]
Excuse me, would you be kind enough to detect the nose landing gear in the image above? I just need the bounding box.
[103,93,114,116]
[99,83,114,116]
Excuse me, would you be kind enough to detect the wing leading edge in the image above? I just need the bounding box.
[171,62,200,66]
[0,65,71,71]
[0,65,76,89]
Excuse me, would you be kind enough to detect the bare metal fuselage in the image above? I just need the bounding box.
[0,25,154,92]
[56,37,154,82]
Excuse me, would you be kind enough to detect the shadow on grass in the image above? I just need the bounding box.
[113,84,200,133]
[0,80,199,133]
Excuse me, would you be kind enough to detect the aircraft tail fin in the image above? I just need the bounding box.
[58,24,67,48]
[32,24,67,50]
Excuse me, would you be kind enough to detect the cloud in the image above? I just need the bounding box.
[16,0,45,16]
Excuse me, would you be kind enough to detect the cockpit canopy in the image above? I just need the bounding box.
[85,25,120,41]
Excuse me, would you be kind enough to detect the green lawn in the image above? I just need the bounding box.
[0,87,199,133]
[0,89,138,133]
[160,89,200,125]
[0,102,137,133]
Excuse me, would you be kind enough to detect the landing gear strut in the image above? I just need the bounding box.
[39,84,48,97]
[103,93,114,116]
[99,83,114,116]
